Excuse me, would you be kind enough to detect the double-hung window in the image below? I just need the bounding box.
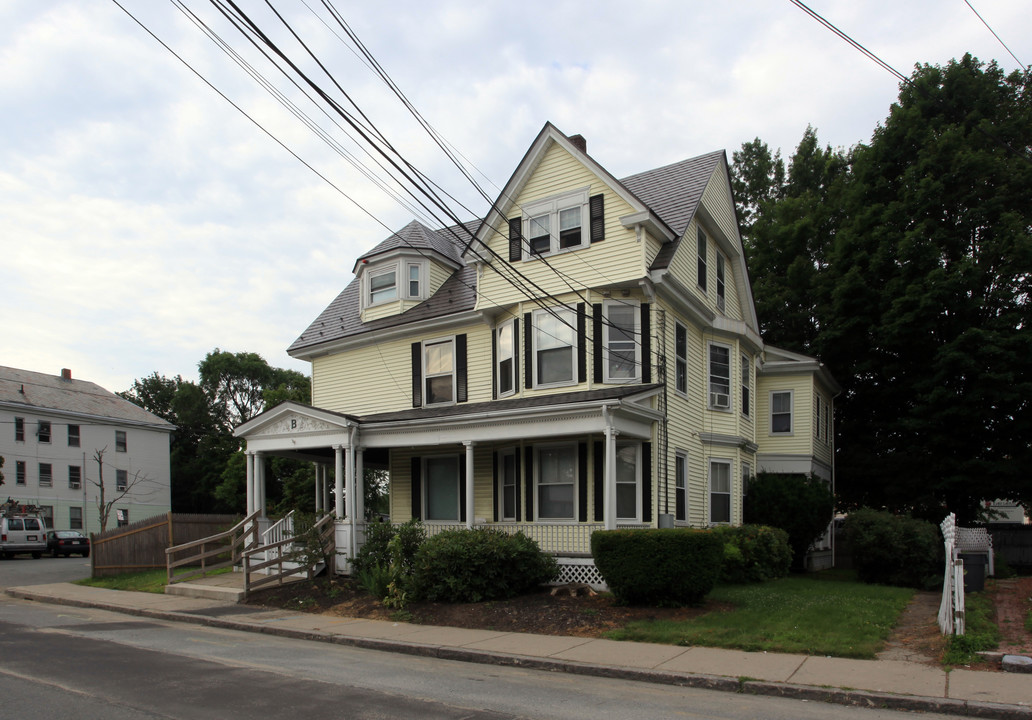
[615,441,641,522]
[675,451,688,522]
[116,430,127,452]
[69,466,81,489]
[425,455,460,521]
[68,424,80,447]
[716,254,726,312]
[16,461,26,485]
[407,263,421,297]
[771,390,793,434]
[604,301,639,382]
[70,507,83,530]
[536,444,576,520]
[709,459,731,524]
[15,417,24,442]
[39,463,53,487]
[116,469,128,492]
[423,338,455,405]
[534,307,576,387]
[708,344,731,410]
[368,267,397,305]
[117,508,129,527]
[496,320,516,397]
[37,421,51,444]
[523,190,589,258]
[675,323,688,395]
[498,449,517,521]
[697,229,708,291]
[741,355,751,417]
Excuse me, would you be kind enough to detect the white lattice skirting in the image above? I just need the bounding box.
[552,557,607,590]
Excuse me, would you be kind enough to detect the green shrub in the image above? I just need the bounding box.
[356,564,392,598]
[351,519,425,577]
[591,529,723,606]
[409,529,558,603]
[844,508,943,589]
[743,473,834,571]
[713,524,792,584]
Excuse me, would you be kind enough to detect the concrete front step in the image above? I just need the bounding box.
[165,582,244,603]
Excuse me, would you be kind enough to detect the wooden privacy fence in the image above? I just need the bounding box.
[90,513,240,578]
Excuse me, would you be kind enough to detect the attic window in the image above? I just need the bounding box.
[364,258,428,308]
[521,189,596,259]
[369,268,397,305]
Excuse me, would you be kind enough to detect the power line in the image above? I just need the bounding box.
[963,0,1025,70]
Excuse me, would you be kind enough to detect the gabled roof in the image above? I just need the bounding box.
[0,366,174,431]
[620,150,724,239]
[289,221,477,356]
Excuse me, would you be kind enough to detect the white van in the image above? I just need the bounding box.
[1,510,47,559]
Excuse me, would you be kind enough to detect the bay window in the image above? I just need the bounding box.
[771,390,793,434]
[708,343,731,409]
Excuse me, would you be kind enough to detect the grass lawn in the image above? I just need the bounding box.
[606,574,914,659]
[76,567,231,594]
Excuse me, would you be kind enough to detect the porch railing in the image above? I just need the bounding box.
[262,510,295,566]
[243,513,335,598]
[387,521,648,556]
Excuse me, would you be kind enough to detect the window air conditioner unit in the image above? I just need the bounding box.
[70,482,80,490]
[710,392,730,409]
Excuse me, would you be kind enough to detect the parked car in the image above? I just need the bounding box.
[1,508,47,559]
[45,530,90,558]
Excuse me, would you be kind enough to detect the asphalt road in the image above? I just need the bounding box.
[0,553,91,590]
[0,596,959,720]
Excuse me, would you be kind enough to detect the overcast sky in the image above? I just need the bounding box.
[3,1,1028,395]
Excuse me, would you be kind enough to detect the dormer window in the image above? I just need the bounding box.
[362,258,428,309]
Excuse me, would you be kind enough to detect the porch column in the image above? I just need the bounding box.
[255,452,267,519]
[604,412,617,530]
[464,440,475,529]
[313,462,322,513]
[245,452,254,515]
[322,465,332,517]
[333,445,344,518]
[346,444,357,520]
[354,447,365,522]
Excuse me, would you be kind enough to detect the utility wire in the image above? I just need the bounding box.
[963,0,1025,70]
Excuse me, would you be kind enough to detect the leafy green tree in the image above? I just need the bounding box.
[735,56,1032,521]
[743,473,834,571]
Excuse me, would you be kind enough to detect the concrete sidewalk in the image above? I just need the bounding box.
[6,582,1030,719]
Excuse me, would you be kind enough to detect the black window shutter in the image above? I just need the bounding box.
[410,456,422,520]
[514,449,522,521]
[593,441,604,522]
[676,486,686,522]
[456,334,468,402]
[578,442,588,522]
[589,194,605,243]
[577,303,587,383]
[524,312,533,389]
[459,458,467,523]
[491,331,497,400]
[592,304,603,383]
[508,217,522,261]
[411,342,422,408]
[641,442,653,523]
[512,317,520,392]
[641,303,652,383]
[524,446,534,520]
[492,451,499,522]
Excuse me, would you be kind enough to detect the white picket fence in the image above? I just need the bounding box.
[937,513,966,635]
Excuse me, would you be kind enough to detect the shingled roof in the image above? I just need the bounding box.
[0,366,174,430]
[288,143,727,357]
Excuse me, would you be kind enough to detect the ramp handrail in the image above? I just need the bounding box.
[243,513,335,598]
[166,509,261,585]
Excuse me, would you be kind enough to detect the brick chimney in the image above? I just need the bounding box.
[61,368,72,381]
[568,134,587,154]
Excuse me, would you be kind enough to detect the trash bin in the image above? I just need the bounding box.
[959,553,987,592]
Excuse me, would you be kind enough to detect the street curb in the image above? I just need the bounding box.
[7,588,1032,720]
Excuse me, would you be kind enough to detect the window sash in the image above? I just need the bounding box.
[69,506,83,530]
[615,442,639,521]
[69,466,81,489]
[558,206,582,248]
[675,452,687,522]
[771,391,793,433]
[716,254,726,311]
[500,451,517,521]
[697,229,708,290]
[605,303,638,381]
[528,214,550,254]
[709,461,731,524]
[497,322,515,396]
[675,324,687,394]
[537,445,576,520]
[68,424,80,447]
[369,269,397,304]
[39,463,52,486]
[116,469,128,492]
[534,309,576,387]
[424,339,455,405]
[741,355,751,416]
[116,430,127,452]
[38,421,51,443]
[16,461,26,485]
[408,263,421,297]
[709,345,731,397]
[15,417,24,442]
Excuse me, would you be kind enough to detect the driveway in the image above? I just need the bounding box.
[0,555,91,591]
